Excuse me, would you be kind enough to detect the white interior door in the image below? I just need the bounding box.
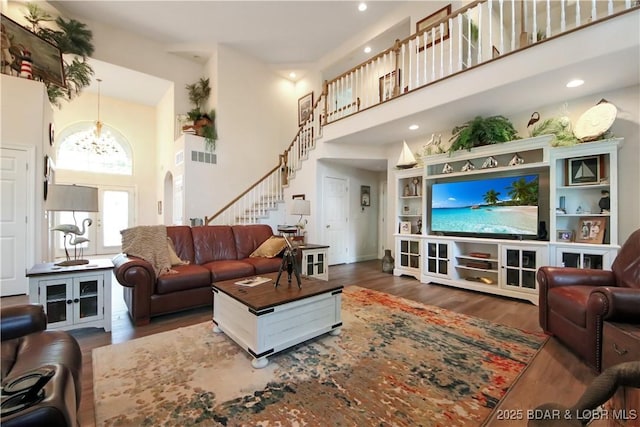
[322,176,348,265]
[55,186,133,258]
[0,148,28,296]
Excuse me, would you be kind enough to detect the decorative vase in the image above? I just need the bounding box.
[382,249,394,273]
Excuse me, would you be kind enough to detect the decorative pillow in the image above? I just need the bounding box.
[250,236,287,258]
[167,237,189,266]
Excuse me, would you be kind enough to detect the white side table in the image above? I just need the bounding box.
[297,244,329,280]
[26,259,113,331]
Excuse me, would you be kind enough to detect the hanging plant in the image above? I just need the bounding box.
[448,115,519,154]
[23,3,95,107]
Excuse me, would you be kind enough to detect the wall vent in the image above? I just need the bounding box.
[191,150,217,165]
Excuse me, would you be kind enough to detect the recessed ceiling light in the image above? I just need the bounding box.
[566,79,584,88]
[358,2,367,12]
[364,46,372,54]
[289,72,296,79]
[409,124,419,130]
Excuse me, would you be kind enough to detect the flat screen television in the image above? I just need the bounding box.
[430,174,539,237]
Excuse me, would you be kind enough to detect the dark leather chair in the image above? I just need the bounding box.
[1,304,82,427]
[537,229,640,372]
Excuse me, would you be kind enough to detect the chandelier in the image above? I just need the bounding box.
[73,78,119,155]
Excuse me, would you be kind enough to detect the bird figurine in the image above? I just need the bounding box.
[51,218,93,236]
[527,112,540,127]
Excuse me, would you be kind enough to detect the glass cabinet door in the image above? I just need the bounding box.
[425,241,449,277]
[504,248,538,291]
[74,275,103,324]
[41,280,71,325]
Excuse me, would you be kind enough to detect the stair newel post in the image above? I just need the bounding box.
[393,38,401,97]
[281,152,289,187]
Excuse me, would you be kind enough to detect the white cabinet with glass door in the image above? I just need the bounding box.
[27,259,113,331]
[500,245,547,296]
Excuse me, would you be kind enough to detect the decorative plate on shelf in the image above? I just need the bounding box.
[574,101,617,142]
[49,123,55,146]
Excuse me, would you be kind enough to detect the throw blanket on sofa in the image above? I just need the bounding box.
[121,225,174,277]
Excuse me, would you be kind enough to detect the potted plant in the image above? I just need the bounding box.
[183,77,218,151]
[448,115,519,154]
[22,3,94,107]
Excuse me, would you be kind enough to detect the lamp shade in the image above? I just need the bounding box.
[46,184,99,212]
[290,199,310,216]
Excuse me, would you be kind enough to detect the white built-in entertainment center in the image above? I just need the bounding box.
[394,135,623,304]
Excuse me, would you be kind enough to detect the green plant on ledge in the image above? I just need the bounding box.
[183,77,218,151]
[23,3,94,107]
[448,115,519,154]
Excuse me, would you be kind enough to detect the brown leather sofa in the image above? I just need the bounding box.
[537,228,640,372]
[113,224,283,326]
[1,304,82,427]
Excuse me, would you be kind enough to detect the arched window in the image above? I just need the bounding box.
[56,122,133,175]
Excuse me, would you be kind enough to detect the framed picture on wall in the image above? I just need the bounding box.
[360,186,371,207]
[416,4,451,51]
[399,221,411,234]
[1,14,65,88]
[298,92,313,126]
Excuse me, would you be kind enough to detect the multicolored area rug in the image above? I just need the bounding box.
[93,286,546,426]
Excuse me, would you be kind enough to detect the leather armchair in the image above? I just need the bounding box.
[538,229,640,372]
[1,305,82,427]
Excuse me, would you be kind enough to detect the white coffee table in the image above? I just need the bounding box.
[212,272,343,368]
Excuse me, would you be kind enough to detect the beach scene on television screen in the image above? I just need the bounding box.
[431,175,539,235]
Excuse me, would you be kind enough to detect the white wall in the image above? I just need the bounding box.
[0,76,51,263]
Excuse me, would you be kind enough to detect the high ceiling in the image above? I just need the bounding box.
[51,1,411,74]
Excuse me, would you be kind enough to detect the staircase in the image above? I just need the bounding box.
[205,0,638,226]
[205,95,323,226]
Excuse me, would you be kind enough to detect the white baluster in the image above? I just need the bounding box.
[499,0,505,53]
[576,0,581,27]
[401,42,406,92]
[561,0,566,32]
[448,17,453,74]
[439,22,444,77]
[488,1,493,58]
[477,4,482,64]
[466,11,472,67]
[533,0,537,42]
[591,0,597,21]
[546,0,551,38]
[423,32,428,82]
[511,0,516,51]
[458,15,463,71]
[431,26,436,80]
[607,0,612,16]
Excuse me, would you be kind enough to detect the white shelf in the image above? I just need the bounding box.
[456,255,498,263]
[456,265,499,273]
[430,162,548,180]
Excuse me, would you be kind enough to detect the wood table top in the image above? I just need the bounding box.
[26,259,114,277]
[212,272,343,312]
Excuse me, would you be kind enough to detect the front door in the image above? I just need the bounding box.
[0,147,28,296]
[322,176,348,265]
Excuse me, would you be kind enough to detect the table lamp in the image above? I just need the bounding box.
[45,184,99,266]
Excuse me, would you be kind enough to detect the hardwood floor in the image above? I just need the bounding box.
[2,260,603,427]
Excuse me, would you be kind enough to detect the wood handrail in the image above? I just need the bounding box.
[205,161,282,225]
[328,2,482,85]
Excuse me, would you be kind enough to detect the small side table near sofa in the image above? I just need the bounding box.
[26,259,113,332]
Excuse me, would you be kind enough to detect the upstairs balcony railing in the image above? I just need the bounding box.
[206,0,637,226]
[323,0,637,124]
